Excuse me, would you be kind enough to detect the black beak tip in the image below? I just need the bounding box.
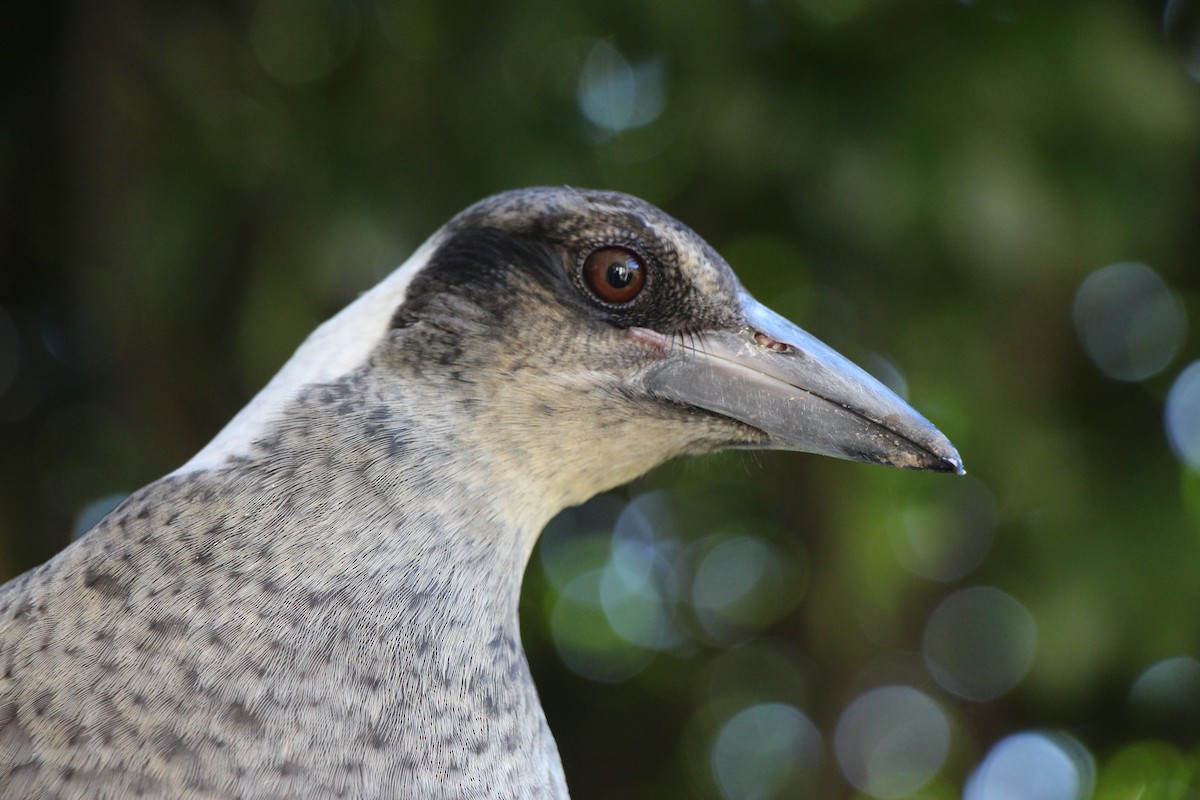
[937,454,967,475]
[884,435,964,475]
[923,446,965,475]
[908,426,964,475]
[847,440,964,474]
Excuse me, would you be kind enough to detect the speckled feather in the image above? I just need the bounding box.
[0,188,761,799]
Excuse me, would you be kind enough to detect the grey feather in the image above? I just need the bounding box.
[0,187,961,799]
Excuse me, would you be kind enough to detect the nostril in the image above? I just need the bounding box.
[753,331,789,353]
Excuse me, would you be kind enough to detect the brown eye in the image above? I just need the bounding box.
[583,247,646,304]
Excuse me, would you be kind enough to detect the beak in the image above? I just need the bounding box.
[631,291,964,474]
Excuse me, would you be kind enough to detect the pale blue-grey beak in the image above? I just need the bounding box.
[633,291,964,473]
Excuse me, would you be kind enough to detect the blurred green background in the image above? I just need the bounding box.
[3,0,1200,797]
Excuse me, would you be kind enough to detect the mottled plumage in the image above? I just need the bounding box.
[0,188,960,798]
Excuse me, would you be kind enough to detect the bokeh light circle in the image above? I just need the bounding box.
[1166,361,1200,470]
[890,477,997,582]
[602,492,684,649]
[1130,656,1200,732]
[964,731,1093,800]
[541,492,684,680]
[1164,0,1200,84]
[833,685,950,798]
[549,569,654,683]
[599,552,680,650]
[711,702,822,800]
[576,41,665,134]
[923,586,1037,701]
[691,534,806,644]
[1072,262,1186,382]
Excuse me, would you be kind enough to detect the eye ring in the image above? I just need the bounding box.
[582,247,647,305]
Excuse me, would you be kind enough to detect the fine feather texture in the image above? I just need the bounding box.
[0,187,958,798]
[0,188,754,799]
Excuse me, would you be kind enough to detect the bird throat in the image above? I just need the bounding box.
[41,370,573,797]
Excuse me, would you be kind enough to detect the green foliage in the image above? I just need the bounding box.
[3,0,1199,796]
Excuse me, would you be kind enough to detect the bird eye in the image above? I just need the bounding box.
[582,247,646,305]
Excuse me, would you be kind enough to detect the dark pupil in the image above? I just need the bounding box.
[606,259,636,288]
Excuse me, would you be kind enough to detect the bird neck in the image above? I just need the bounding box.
[112,371,572,796]
[229,367,553,626]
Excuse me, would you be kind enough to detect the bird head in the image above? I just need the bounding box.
[368,187,962,516]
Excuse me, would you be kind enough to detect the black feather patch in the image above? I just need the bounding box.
[392,228,561,331]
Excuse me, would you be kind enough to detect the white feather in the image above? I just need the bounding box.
[172,234,443,476]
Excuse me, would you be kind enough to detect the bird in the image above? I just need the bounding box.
[0,187,962,799]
